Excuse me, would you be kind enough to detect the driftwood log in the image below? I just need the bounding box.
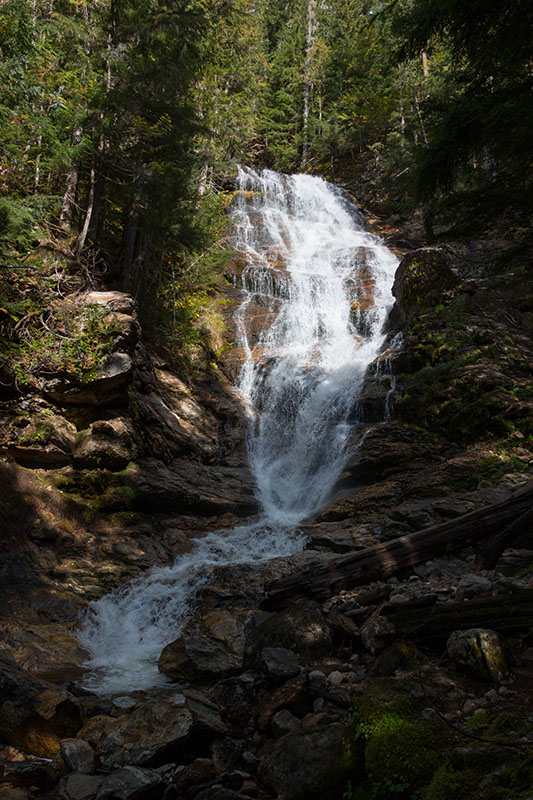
[262,481,533,609]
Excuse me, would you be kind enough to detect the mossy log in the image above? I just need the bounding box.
[262,482,533,609]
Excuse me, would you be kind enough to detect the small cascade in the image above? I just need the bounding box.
[77,168,398,693]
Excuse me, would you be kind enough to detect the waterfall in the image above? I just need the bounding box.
[77,168,398,693]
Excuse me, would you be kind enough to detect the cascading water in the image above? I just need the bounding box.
[77,168,398,693]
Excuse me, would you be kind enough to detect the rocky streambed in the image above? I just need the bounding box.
[1,225,533,799]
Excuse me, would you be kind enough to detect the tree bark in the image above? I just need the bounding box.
[262,482,533,609]
[59,124,84,230]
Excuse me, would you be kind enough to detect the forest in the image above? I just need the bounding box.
[0,2,532,800]
[1,0,531,354]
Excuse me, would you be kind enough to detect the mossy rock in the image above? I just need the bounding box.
[389,247,459,329]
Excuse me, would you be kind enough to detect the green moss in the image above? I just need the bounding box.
[55,464,138,510]
[346,688,447,799]
[422,765,480,800]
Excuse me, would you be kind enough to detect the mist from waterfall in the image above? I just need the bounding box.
[77,168,398,693]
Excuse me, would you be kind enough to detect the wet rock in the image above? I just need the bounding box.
[59,774,105,800]
[73,419,137,471]
[271,709,301,738]
[0,659,83,758]
[257,723,354,800]
[244,600,333,670]
[389,247,459,329]
[214,672,269,727]
[95,766,165,800]
[447,629,509,682]
[158,630,242,683]
[94,703,193,768]
[60,738,95,773]
[361,616,396,655]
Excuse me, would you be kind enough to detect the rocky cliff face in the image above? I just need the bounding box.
[1,228,532,800]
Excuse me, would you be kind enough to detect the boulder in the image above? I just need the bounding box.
[271,709,301,738]
[257,723,354,800]
[42,352,133,406]
[95,766,165,800]
[84,292,136,316]
[0,659,83,758]
[91,703,193,769]
[59,774,105,800]
[159,622,243,684]
[447,629,509,682]
[244,600,333,671]
[73,418,137,471]
[389,247,459,329]
[260,647,300,680]
[60,738,95,774]
[5,412,77,467]
[455,574,493,602]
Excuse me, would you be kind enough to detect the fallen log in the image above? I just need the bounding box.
[389,590,533,644]
[262,481,533,609]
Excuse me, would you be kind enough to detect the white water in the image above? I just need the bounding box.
[77,168,398,693]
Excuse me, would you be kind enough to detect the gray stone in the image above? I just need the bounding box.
[95,766,164,800]
[260,647,300,679]
[112,696,136,710]
[361,616,396,655]
[61,738,95,774]
[257,723,356,800]
[455,574,492,602]
[271,709,301,738]
[60,774,104,800]
[84,292,136,316]
[447,629,509,682]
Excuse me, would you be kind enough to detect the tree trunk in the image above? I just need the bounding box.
[301,0,316,169]
[73,165,95,257]
[262,482,533,609]
[59,124,84,230]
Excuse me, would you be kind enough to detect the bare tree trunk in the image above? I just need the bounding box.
[74,165,95,256]
[301,0,316,170]
[59,124,84,230]
[413,89,428,146]
[421,50,429,77]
